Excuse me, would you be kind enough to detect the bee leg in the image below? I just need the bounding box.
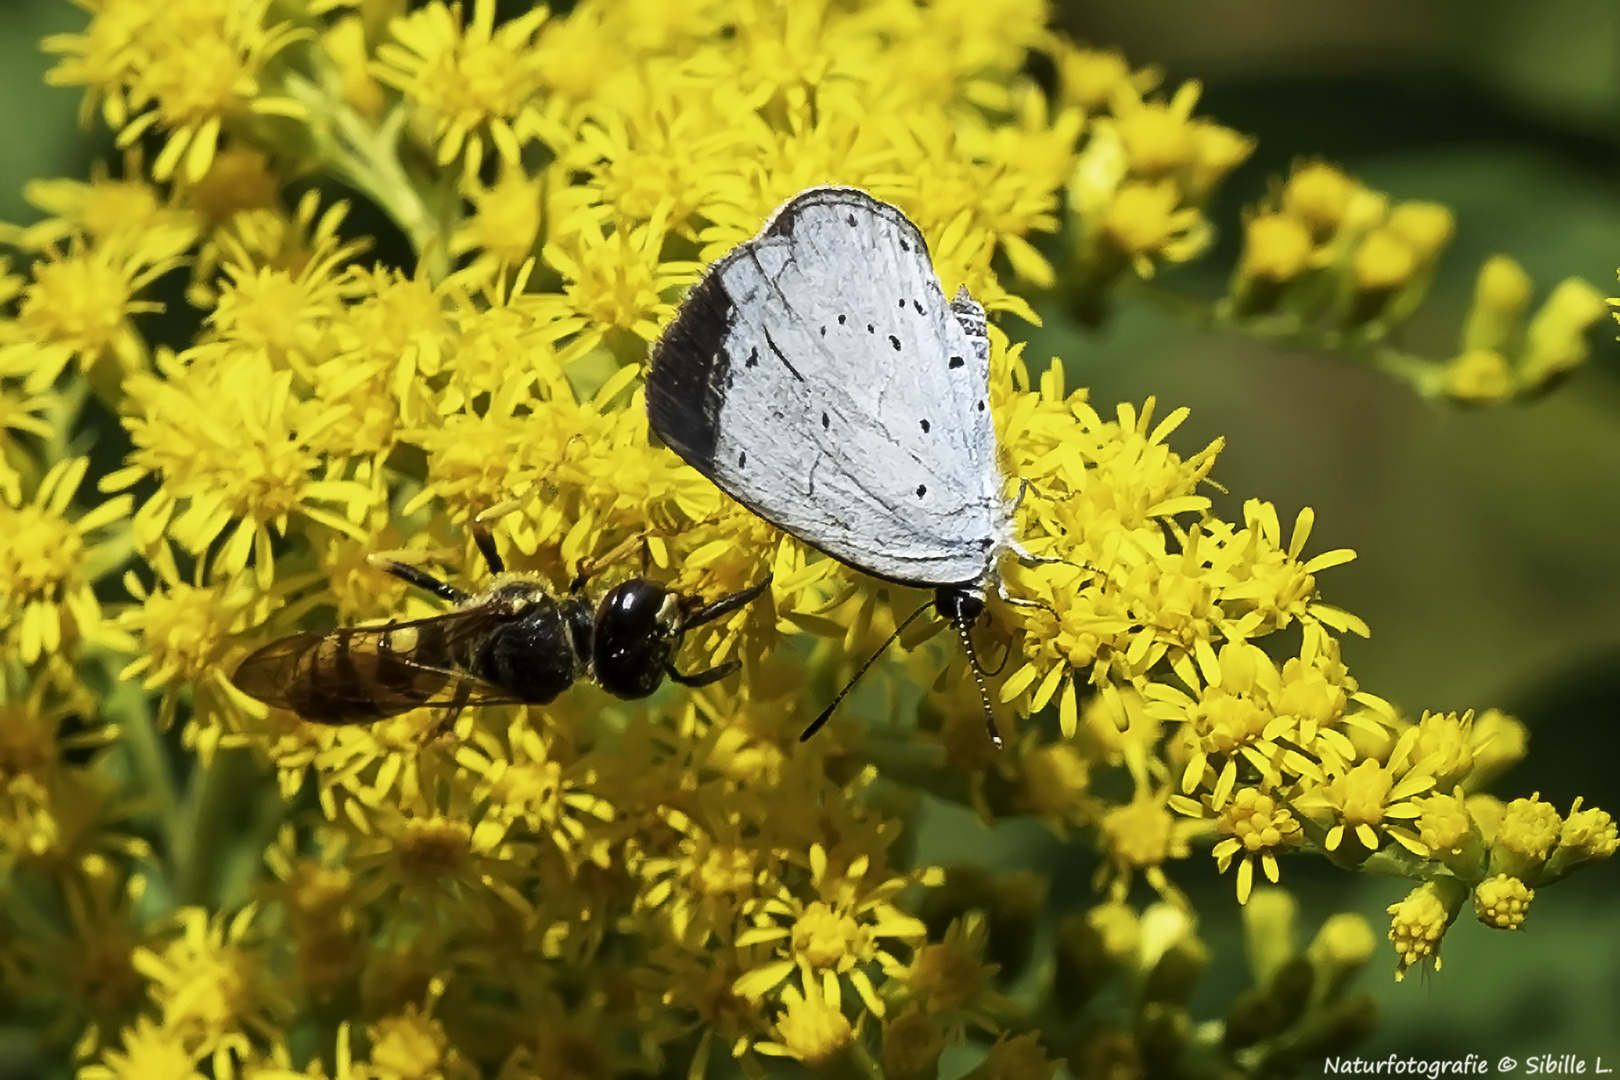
[468,520,506,575]
[472,434,589,573]
[366,554,471,605]
[568,531,657,593]
[418,689,472,745]
[676,575,773,632]
[667,658,741,688]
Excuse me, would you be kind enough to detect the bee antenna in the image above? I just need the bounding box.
[799,600,934,743]
[677,575,773,632]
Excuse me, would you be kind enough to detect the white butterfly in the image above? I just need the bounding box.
[647,186,1040,745]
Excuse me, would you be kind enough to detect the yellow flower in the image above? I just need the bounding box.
[1305,757,1431,857]
[344,765,534,926]
[1489,792,1563,882]
[15,0,1613,1072]
[641,914,781,1077]
[881,1005,945,1080]
[130,905,290,1067]
[0,457,132,664]
[1386,878,1465,981]
[1049,43,1159,113]
[1520,276,1608,389]
[635,797,782,944]
[47,0,309,183]
[754,971,855,1066]
[544,207,697,349]
[459,717,617,869]
[76,1016,206,1080]
[1553,797,1618,870]
[1099,179,1210,278]
[733,842,932,1016]
[371,0,551,176]
[8,156,199,254]
[1444,348,1517,403]
[262,827,365,998]
[1411,789,1482,877]
[105,348,377,588]
[1097,789,1200,903]
[981,1031,1060,1080]
[1206,787,1305,903]
[1472,873,1532,931]
[0,234,181,396]
[196,196,368,379]
[364,991,475,1080]
[1237,211,1314,285]
[569,93,744,230]
[450,165,544,275]
[890,912,1016,1037]
[1463,254,1533,354]
[1281,161,1359,241]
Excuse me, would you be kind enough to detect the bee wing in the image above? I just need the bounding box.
[231,605,554,723]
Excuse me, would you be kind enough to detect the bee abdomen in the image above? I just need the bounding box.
[296,623,450,723]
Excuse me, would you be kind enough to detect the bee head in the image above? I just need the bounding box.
[592,579,684,699]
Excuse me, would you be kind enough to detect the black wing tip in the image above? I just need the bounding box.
[647,268,735,471]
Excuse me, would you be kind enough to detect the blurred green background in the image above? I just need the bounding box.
[1,0,1616,1067]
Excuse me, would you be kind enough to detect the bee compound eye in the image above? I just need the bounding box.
[592,580,680,699]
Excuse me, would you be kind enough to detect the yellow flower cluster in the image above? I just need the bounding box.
[0,0,1612,1077]
[1222,161,1608,403]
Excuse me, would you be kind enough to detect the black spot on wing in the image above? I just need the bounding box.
[888,335,901,351]
[916,484,927,497]
[838,314,847,325]
[746,346,758,368]
[647,268,735,472]
[913,299,924,315]
[920,419,930,432]
[821,412,830,429]
[949,355,964,369]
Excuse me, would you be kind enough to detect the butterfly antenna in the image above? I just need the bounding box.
[951,617,1004,749]
[799,600,934,742]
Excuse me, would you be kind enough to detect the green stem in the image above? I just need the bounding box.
[110,676,180,845]
[173,745,264,906]
[1128,281,1448,399]
[281,73,452,281]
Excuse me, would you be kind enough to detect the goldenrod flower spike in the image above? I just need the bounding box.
[2,1,1613,1076]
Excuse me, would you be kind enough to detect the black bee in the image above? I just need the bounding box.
[231,527,770,725]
